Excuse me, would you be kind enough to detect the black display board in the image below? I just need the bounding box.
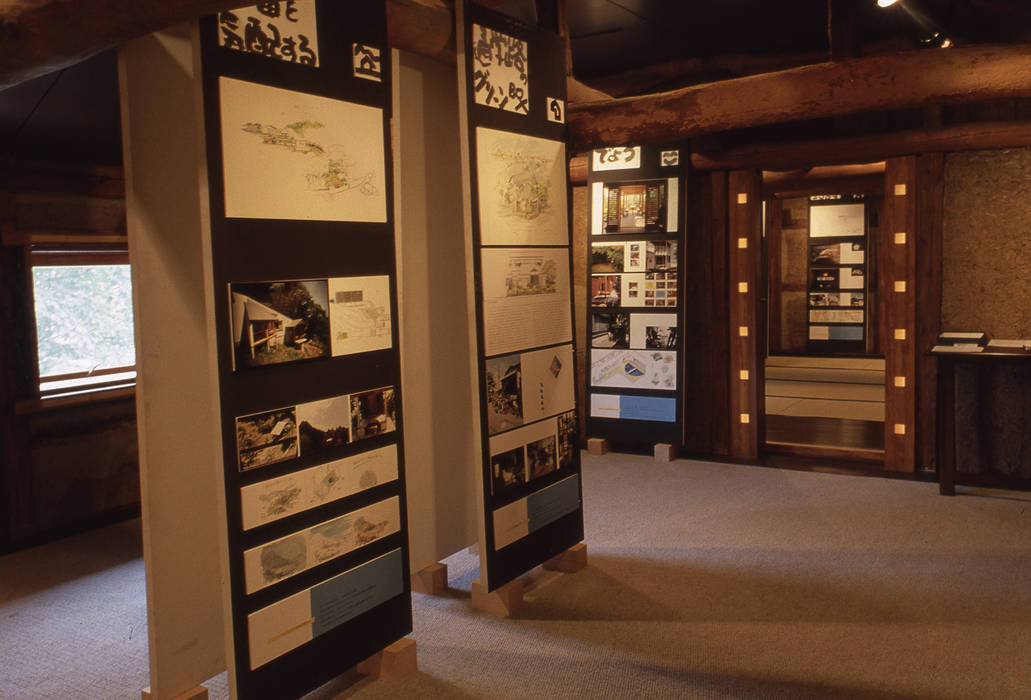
[198,3,411,697]
[456,1,584,592]
[585,145,687,449]
[806,194,868,353]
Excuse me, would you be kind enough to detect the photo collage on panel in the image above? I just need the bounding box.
[203,1,410,687]
[465,8,582,569]
[587,147,683,423]
[806,196,868,346]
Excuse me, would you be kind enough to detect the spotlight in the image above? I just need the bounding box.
[877,0,900,7]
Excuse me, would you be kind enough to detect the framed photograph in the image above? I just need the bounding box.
[350,386,397,441]
[591,312,629,349]
[231,279,331,370]
[236,407,300,471]
[591,275,621,308]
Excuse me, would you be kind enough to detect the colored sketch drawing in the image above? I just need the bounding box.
[506,254,557,296]
[476,127,568,245]
[219,77,386,222]
[590,349,677,391]
[328,276,392,356]
[239,445,399,530]
[243,497,400,593]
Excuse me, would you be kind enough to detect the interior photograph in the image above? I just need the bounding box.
[1,0,1029,698]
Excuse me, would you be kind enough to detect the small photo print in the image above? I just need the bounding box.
[492,446,527,495]
[592,312,629,349]
[591,275,621,308]
[231,280,331,370]
[236,407,300,471]
[527,434,557,480]
[591,244,625,273]
[486,353,524,434]
[350,387,397,441]
[645,325,678,349]
[297,395,352,457]
[557,411,577,470]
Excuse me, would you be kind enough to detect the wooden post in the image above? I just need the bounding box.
[542,542,588,573]
[471,578,523,618]
[915,153,945,474]
[727,170,763,460]
[882,157,918,472]
[356,638,418,680]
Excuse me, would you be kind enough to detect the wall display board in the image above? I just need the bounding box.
[806,195,868,353]
[456,1,584,592]
[586,145,686,448]
[199,2,411,697]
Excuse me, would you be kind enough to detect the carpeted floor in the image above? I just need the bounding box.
[2,453,1030,699]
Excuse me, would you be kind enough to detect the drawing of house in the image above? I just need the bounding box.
[231,292,302,360]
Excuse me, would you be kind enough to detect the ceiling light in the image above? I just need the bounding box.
[877,0,899,7]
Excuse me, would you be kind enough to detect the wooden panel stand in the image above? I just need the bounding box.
[411,562,448,595]
[653,443,677,461]
[542,542,588,573]
[587,437,609,455]
[356,638,418,680]
[471,578,523,618]
[141,685,208,700]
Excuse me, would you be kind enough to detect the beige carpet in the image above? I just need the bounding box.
[2,454,1030,699]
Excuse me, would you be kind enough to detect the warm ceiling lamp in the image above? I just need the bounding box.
[877,0,900,7]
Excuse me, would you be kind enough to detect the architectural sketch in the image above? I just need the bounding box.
[328,275,392,357]
[591,349,677,391]
[219,77,386,222]
[476,127,568,245]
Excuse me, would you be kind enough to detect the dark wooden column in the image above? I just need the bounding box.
[882,157,918,472]
[915,154,945,473]
[727,170,763,460]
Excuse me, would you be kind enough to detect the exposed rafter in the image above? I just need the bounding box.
[567,44,1031,150]
[0,0,456,89]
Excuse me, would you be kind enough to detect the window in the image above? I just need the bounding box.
[29,242,136,399]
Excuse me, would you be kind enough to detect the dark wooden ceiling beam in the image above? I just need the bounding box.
[567,44,1031,150]
[0,0,456,88]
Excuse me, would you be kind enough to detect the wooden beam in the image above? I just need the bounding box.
[567,44,1031,149]
[0,0,456,88]
[690,121,1031,171]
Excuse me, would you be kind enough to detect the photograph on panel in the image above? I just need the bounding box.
[350,386,397,440]
[476,127,567,245]
[328,275,392,357]
[591,275,621,308]
[557,411,577,470]
[527,434,557,480]
[592,312,629,349]
[230,279,331,369]
[219,76,386,222]
[591,243,625,274]
[296,394,353,455]
[236,406,300,471]
[491,446,527,497]
[629,313,678,350]
[486,353,524,434]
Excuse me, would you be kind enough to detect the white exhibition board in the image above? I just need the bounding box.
[393,50,479,572]
[120,24,227,699]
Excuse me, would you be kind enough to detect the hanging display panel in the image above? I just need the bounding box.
[585,144,686,449]
[199,2,411,697]
[457,1,584,592]
[806,195,868,353]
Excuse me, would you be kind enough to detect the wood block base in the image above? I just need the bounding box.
[356,638,418,680]
[587,437,609,455]
[411,562,448,595]
[654,443,678,461]
[542,542,588,573]
[142,685,208,700]
[471,578,522,617]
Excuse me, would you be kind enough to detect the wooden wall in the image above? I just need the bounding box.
[942,147,1031,338]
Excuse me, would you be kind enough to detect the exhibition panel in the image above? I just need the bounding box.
[586,145,687,449]
[199,2,412,696]
[456,1,585,592]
